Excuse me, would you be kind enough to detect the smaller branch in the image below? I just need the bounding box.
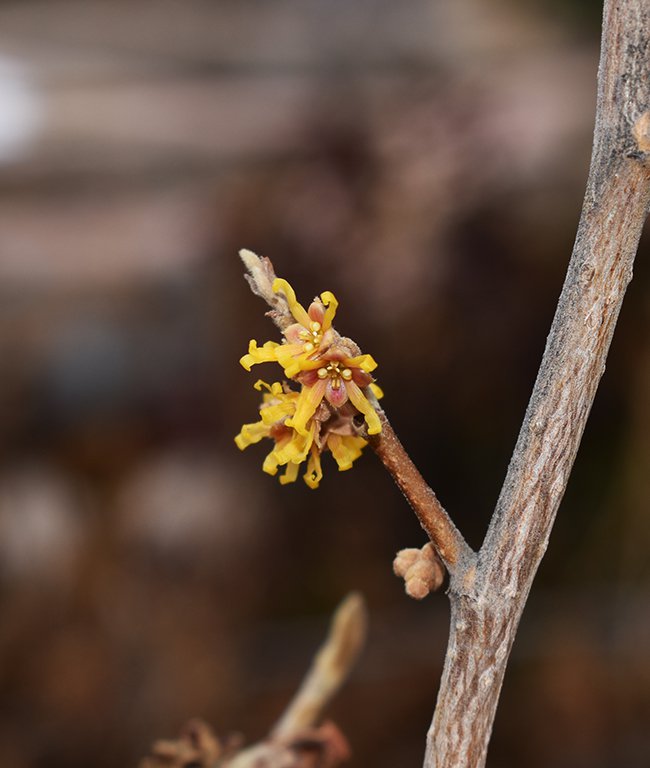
[369,409,475,573]
[226,591,366,768]
[139,594,366,768]
[271,592,367,740]
[239,249,473,577]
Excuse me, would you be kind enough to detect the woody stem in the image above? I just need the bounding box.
[369,408,476,576]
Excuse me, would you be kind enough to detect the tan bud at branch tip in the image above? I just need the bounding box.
[393,542,445,600]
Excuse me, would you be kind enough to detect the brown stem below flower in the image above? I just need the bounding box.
[369,409,475,574]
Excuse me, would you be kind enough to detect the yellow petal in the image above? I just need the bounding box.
[240,340,280,371]
[260,400,295,425]
[263,449,281,476]
[369,382,384,400]
[291,357,324,372]
[286,380,327,436]
[279,461,300,485]
[275,342,315,377]
[303,449,323,489]
[346,381,382,435]
[274,426,314,464]
[273,278,311,327]
[345,354,378,373]
[319,290,338,330]
[328,434,367,470]
[234,420,270,450]
[275,343,306,362]
[254,380,284,396]
[282,356,325,378]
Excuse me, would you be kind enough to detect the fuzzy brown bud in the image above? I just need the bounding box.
[393,542,445,600]
[392,548,420,578]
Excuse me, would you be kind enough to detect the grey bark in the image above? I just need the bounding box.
[424,2,650,765]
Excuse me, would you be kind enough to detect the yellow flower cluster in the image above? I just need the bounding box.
[235,276,383,488]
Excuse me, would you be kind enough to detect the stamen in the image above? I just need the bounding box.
[304,342,314,352]
[317,367,328,379]
[342,369,352,380]
[310,321,322,332]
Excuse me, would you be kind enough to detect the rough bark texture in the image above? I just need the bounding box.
[424,2,650,766]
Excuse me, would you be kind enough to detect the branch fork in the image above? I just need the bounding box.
[238,4,650,762]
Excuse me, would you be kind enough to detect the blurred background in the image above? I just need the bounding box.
[0,0,648,766]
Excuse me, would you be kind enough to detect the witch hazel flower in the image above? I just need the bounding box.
[239,275,382,437]
[236,258,383,487]
[289,348,381,437]
[235,380,374,489]
[235,380,315,485]
[240,278,338,378]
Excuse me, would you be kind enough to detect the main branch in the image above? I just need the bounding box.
[423,2,650,766]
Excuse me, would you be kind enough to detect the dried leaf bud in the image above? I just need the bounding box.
[393,548,420,578]
[393,542,445,600]
[405,577,432,600]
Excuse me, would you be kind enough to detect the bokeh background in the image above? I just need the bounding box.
[0,1,648,766]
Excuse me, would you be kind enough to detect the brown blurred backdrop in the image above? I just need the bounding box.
[0,1,648,766]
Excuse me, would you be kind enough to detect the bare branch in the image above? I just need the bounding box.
[484,0,650,605]
[239,250,469,570]
[139,594,365,768]
[369,409,475,574]
[424,2,650,766]
[271,592,367,740]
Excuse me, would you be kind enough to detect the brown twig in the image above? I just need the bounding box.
[239,250,472,575]
[271,592,367,740]
[140,594,366,768]
[227,591,366,768]
[369,409,475,574]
